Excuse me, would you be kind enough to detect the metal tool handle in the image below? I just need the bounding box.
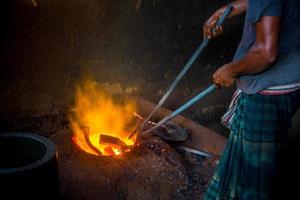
[216,5,233,27]
[129,5,233,139]
[142,84,216,135]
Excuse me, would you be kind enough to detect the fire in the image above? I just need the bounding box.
[69,80,138,156]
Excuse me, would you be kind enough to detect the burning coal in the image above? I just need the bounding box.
[69,80,139,156]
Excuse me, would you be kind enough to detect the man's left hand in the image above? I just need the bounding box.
[213,63,236,87]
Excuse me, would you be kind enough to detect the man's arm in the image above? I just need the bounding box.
[203,0,247,39]
[213,16,280,87]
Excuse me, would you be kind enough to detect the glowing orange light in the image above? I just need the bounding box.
[69,79,138,156]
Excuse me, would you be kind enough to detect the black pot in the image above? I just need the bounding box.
[0,132,59,200]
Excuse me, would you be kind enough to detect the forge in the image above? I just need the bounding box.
[0,78,228,200]
[47,83,227,200]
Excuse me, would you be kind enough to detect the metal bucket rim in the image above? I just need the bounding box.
[0,132,57,174]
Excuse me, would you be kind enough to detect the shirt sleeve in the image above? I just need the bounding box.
[247,0,282,23]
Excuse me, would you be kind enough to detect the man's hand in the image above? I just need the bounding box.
[203,1,247,39]
[213,63,236,87]
[203,11,223,39]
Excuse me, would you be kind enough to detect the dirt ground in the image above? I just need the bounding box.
[50,127,216,200]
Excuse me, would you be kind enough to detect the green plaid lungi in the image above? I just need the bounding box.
[204,90,300,200]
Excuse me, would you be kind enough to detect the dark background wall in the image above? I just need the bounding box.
[0,0,299,137]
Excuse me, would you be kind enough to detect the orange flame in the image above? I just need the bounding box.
[69,80,138,156]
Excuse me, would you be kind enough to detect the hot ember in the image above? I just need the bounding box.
[69,80,138,156]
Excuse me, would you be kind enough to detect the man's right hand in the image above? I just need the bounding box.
[203,10,224,39]
[203,1,247,39]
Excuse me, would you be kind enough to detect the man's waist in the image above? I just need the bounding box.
[259,82,300,95]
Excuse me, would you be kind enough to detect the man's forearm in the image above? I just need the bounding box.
[212,42,277,87]
[217,0,247,19]
[228,45,277,77]
[227,16,280,77]
[212,10,280,87]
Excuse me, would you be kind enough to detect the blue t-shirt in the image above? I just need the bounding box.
[234,0,300,94]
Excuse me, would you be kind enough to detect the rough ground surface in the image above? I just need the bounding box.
[0,103,217,200]
[0,108,216,199]
[50,128,216,200]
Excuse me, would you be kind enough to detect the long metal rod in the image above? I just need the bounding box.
[141,84,216,136]
[129,5,233,139]
[177,146,214,158]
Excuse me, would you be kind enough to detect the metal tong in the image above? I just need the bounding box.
[129,5,233,139]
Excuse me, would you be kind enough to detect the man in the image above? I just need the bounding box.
[203,0,300,199]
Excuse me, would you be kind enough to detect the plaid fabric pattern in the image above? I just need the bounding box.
[204,90,300,200]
